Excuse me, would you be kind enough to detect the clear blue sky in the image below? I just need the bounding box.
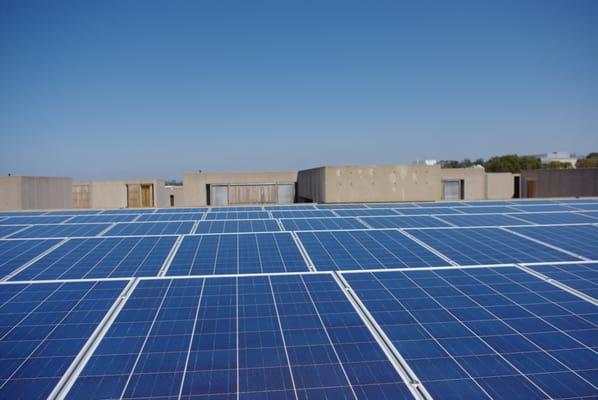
[1,0,597,180]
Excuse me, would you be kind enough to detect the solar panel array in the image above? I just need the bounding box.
[1,198,597,399]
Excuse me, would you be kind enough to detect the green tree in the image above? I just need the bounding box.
[484,154,541,173]
[576,158,598,168]
[546,161,572,169]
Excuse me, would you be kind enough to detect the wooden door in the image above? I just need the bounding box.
[141,184,153,207]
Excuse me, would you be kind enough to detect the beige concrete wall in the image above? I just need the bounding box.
[183,171,297,206]
[485,173,515,200]
[0,176,72,210]
[73,179,166,209]
[316,165,442,203]
[440,167,486,200]
[296,167,326,202]
[163,186,185,207]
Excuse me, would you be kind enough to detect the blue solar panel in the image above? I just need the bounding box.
[210,206,264,212]
[435,214,531,227]
[64,275,412,399]
[0,211,48,217]
[0,239,61,279]
[103,221,194,236]
[456,206,519,214]
[415,202,469,207]
[155,208,209,213]
[10,223,111,238]
[511,212,598,225]
[510,204,577,213]
[194,219,281,234]
[508,225,598,260]
[366,203,419,208]
[344,267,598,399]
[0,216,72,225]
[43,210,102,216]
[335,208,399,217]
[280,217,367,231]
[101,209,156,214]
[297,229,449,270]
[396,207,464,215]
[0,225,28,239]
[507,200,558,205]
[408,227,580,265]
[464,201,514,206]
[316,204,369,209]
[361,216,451,229]
[167,233,308,275]
[11,236,176,280]
[0,280,127,400]
[270,210,336,218]
[569,203,598,211]
[136,212,204,222]
[67,214,139,223]
[264,205,317,210]
[527,263,598,299]
[579,211,598,220]
[205,211,270,220]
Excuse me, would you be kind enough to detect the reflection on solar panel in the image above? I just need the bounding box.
[297,229,448,270]
[64,275,412,400]
[0,280,127,400]
[12,237,176,281]
[335,208,399,217]
[0,239,60,279]
[508,225,598,260]
[511,212,597,225]
[396,207,463,215]
[137,213,204,222]
[527,263,598,299]
[511,204,577,213]
[67,214,138,223]
[408,227,579,265]
[0,225,28,239]
[280,217,366,231]
[194,219,281,234]
[10,223,111,239]
[361,216,450,229]
[435,214,530,227]
[457,206,518,214]
[0,216,72,225]
[167,233,308,275]
[344,267,598,399]
[103,221,193,236]
[205,211,270,220]
[270,210,336,219]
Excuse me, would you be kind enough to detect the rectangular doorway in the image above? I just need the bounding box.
[140,184,153,207]
[442,180,464,200]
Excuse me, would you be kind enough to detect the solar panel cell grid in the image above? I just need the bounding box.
[434,214,530,227]
[11,236,177,281]
[0,280,127,400]
[508,225,598,260]
[10,223,111,239]
[270,210,336,219]
[280,217,367,231]
[297,229,449,270]
[335,209,400,217]
[0,216,72,225]
[103,221,194,236]
[343,267,598,400]
[67,214,139,224]
[396,207,464,216]
[510,212,597,225]
[361,216,451,229]
[194,219,281,234]
[527,263,598,300]
[167,233,308,275]
[0,239,61,279]
[137,213,204,222]
[408,227,580,265]
[0,225,29,239]
[205,211,270,220]
[456,206,519,214]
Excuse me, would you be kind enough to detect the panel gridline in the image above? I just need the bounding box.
[11,236,177,281]
[569,203,598,211]
[0,280,127,400]
[137,213,205,222]
[511,205,578,213]
[280,218,367,231]
[167,233,308,276]
[361,216,450,229]
[527,263,598,299]
[0,239,61,280]
[334,209,399,217]
[434,214,531,227]
[205,211,270,220]
[194,219,281,234]
[103,221,194,236]
[510,212,598,225]
[297,230,448,271]
[67,214,139,224]
[0,216,72,225]
[395,207,464,216]
[10,223,111,239]
[65,275,412,400]
[453,206,519,215]
[508,225,598,260]
[408,227,580,265]
[0,225,29,239]
[269,210,336,219]
[344,267,598,400]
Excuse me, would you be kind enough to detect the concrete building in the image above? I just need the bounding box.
[183,171,297,206]
[521,168,598,198]
[296,165,516,203]
[72,179,167,209]
[164,185,184,207]
[0,176,72,210]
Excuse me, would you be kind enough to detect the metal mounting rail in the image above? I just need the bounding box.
[332,272,433,400]
[356,217,374,229]
[1,238,69,282]
[290,231,316,272]
[398,228,458,266]
[96,223,116,237]
[159,235,185,276]
[499,226,589,261]
[516,263,598,306]
[49,278,140,400]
